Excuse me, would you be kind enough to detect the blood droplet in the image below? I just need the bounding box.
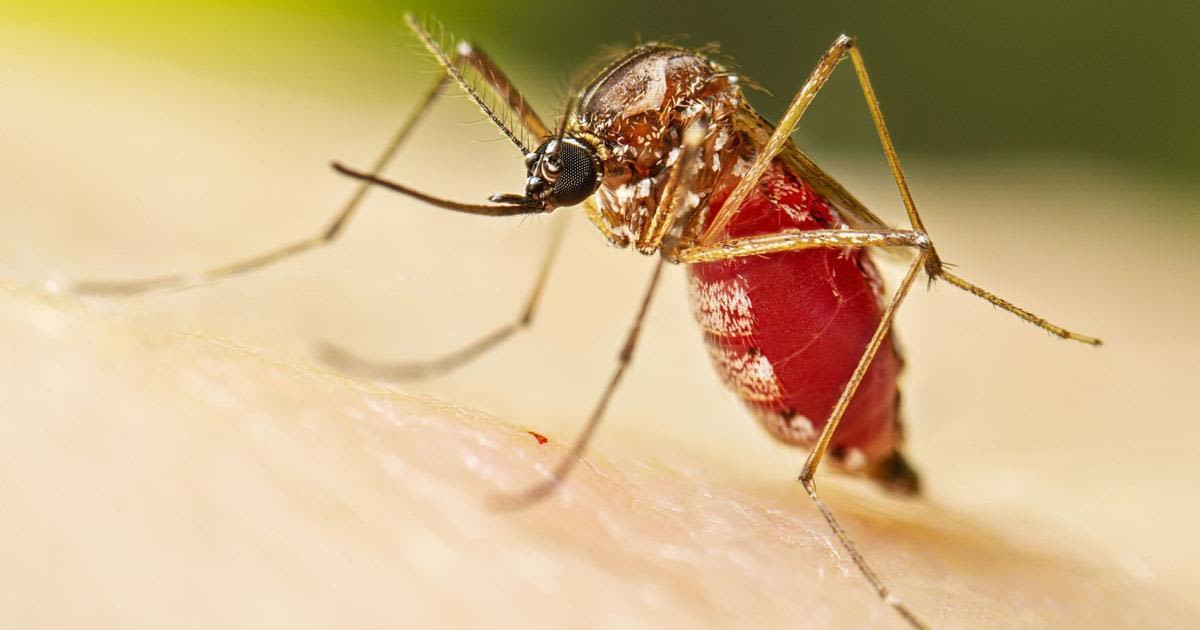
[527,431,548,445]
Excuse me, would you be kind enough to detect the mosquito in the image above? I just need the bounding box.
[72,14,1102,629]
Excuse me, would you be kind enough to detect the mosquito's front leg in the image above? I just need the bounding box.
[69,68,453,296]
[320,216,569,381]
[72,13,548,296]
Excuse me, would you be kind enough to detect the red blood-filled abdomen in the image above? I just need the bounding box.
[688,161,903,470]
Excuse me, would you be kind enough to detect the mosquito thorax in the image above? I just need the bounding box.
[565,45,750,252]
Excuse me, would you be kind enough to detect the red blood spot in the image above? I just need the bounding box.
[527,431,548,445]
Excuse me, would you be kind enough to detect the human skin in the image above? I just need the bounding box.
[3,24,1199,629]
[0,278,1191,629]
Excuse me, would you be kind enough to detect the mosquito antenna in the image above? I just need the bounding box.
[405,13,531,155]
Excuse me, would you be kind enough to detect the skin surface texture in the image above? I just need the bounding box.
[0,281,1190,629]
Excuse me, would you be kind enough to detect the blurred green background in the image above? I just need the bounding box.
[4,0,1197,185]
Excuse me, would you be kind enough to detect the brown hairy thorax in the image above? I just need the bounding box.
[570,45,757,253]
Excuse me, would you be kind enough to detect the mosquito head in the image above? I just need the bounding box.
[491,136,602,211]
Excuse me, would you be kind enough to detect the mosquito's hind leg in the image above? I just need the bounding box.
[319,216,568,381]
[840,42,1101,345]
[698,34,1100,346]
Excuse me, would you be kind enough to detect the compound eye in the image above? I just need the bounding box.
[532,137,601,208]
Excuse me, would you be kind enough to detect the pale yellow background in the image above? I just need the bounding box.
[2,19,1198,629]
